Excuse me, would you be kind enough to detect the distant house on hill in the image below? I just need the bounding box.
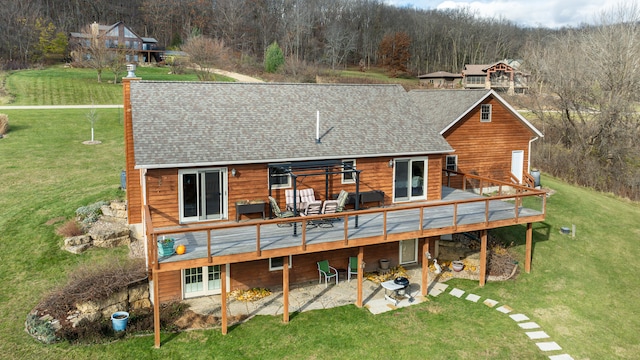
[69,21,163,63]
[462,60,529,95]
[417,71,463,88]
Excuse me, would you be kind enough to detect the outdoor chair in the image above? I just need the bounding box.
[321,199,338,214]
[285,189,305,213]
[348,256,358,282]
[268,196,294,227]
[299,188,318,205]
[335,189,349,212]
[317,260,338,287]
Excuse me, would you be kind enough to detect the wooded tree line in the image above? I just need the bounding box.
[1,0,638,199]
[523,4,640,200]
[0,0,536,73]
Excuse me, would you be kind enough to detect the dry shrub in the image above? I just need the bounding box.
[36,258,147,321]
[0,113,8,135]
[55,219,84,237]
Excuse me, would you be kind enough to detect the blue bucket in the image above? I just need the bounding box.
[111,311,129,332]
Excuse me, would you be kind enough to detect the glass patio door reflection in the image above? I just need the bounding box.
[393,158,427,202]
[180,168,227,222]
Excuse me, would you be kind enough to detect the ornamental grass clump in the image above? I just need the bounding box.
[75,200,109,226]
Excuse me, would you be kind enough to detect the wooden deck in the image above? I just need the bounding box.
[149,187,545,271]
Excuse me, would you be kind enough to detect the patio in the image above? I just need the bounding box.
[184,265,431,320]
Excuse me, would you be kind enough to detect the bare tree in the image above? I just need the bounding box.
[524,3,640,198]
[181,36,229,81]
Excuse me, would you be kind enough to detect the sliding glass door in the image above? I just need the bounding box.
[393,158,427,202]
[180,168,227,222]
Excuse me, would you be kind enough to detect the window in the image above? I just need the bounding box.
[481,104,492,122]
[269,256,292,271]
[445,155,458,172]
[269,165,291,189]
[179,168,227,223]
[184,265,222,298]
[342,159,356,184]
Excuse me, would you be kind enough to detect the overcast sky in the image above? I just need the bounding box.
[386,0,624,28]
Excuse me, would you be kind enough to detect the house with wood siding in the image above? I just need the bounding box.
[122,78,546,347]
[408,89,543,187]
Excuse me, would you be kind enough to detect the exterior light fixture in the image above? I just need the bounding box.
[388,160,394,168]
[231,168,237,177]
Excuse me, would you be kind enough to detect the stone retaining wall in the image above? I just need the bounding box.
[66,278,150,328]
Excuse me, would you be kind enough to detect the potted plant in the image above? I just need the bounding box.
[158,236,175,257]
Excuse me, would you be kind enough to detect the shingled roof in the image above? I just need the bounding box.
[130,82,453,169]
[408,89,543,137]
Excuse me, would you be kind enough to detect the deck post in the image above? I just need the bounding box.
[479,230,487,286]
[525,222,532,273]
[153,271,161,348]
[283,255,290,322]
[356,246,364,307]
[221,264,228,335]
[421,238,429,297]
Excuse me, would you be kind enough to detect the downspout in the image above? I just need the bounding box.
[141,168,148,268]
[527,136,539,173]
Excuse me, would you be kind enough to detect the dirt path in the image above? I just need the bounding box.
[212,69,263,82]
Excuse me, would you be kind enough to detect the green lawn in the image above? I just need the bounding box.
[0,67,639,359]
[2,65,231,105]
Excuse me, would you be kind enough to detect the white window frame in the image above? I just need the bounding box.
[480,104,492,122]
[341,159,356,184]
[269,256,293,271]
[445,155,458,173]
[269,165,292,189]
[178,167,228,223]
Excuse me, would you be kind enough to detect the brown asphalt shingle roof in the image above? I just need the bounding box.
[130,82,453,169]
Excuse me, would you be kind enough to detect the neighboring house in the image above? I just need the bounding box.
[462,60,529,95]
[69,21,163,63]
[122,77,546,347]
[417,71,463,88]
[408,89,543,187]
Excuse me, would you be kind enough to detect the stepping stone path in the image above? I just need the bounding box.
[427,284,575,360]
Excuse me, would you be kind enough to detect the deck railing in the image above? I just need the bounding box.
[145,171,546,269]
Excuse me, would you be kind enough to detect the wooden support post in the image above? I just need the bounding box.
[421,238,430,297]
[221,264,228,335]
[356,246,364,307]
[525,222,533,273]
[153,271,161,348]
[479,230,487,287]
[283,255,290,323]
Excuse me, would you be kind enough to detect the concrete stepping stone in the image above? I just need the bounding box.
[483,299,498,307]
[465,293,481,302]
[496,305,513,313]
[429,283,448,297]
[518,321,540,329]
[536,341,562,351]
[549,354,574,360]
[526,331,550,340]
[509,313,530,322]
[449,288,465,298]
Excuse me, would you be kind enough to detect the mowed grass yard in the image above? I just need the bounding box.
[0,67,639,359]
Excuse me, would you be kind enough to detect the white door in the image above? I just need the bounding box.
[399,239,418,264]
[511,150,524,184]
[183,265,228,298]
